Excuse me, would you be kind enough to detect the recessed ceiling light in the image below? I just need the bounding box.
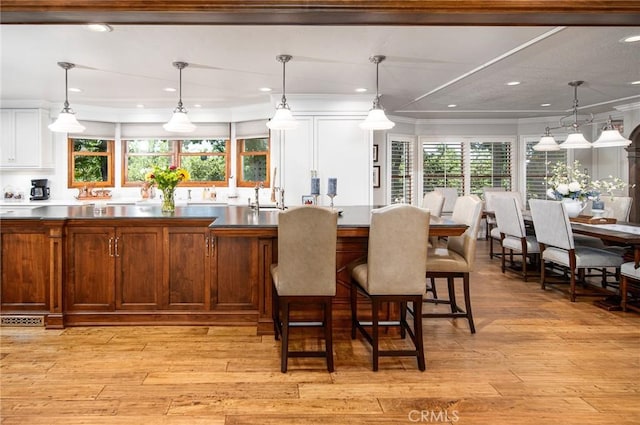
[355,88,367,93]
[136,104,145,108]
[447,104,457,108]
[540,103,551,107]
[506,81,521,86]
[631,81,640,85]
[85,24,113,33]
[621,35,640,43]
[193,104,202,108]
[259,87,272,92]
[163,87,177,92]
[68,87,83,93]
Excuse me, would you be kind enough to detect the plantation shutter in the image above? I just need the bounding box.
[422,142,464,195]
[390,139,415,204]
[469,140,512,197]
[525,140,567,205]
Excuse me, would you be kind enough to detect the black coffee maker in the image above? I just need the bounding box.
[30,179,50,200]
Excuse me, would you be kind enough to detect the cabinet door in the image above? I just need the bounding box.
[66,227,115,311]
[1,230,49,311]
[211,236,259,310]
[0,110,40,168]
[163,227,210,310]
[115,227,163,310]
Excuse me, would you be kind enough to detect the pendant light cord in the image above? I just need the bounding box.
[63,67,70,111]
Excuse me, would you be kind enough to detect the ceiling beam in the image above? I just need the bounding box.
[1,0,640,25]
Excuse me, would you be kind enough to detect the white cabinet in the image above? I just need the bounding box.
[0,109,53,169]
[278,116,372,206]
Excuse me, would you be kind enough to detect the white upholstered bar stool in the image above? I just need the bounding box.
[493,197,540,282]
[620,261,640,312]
[421,191,446,299]
[423,195,483,334]
[350,204,429,371]
[529,200,624,302]
[270,206,338,373]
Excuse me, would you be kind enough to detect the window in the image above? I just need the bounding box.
[67,138,114,188]
[524,139,566,205]
[469,140,512,196]
[237,137,270,187]
[122,138,229,186]
[422,141,464,195]
[390,138,415,204]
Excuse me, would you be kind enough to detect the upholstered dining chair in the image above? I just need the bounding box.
[350,204,429,371]
[620,261,640,312]
[270,206,338,373]
[492,197,540,281]
[583,196,633,222]
[482,187,505,240]
[528,200,624,302]
[421,191,445,218]
[484,191,524,259]
[423,195,483,334]
[434,187,458,217]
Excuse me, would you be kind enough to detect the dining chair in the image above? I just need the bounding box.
[270,206,338,372]
[482,187,505,240]
[484,191,523,259]
[421,190,446,298]
[493,197,540,281]
[434,187,459,216]
[528,200,624,302]
[620,261,640,312]
[423,195,483,334]
[350,204,429,371]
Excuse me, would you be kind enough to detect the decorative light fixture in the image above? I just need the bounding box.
[558,81,592,149]
[592,116,631,148]
[48,62,86,133]
[266,55,297,131]
[360,55,395,131]
[533,127,560,152]
[163,61,196,133]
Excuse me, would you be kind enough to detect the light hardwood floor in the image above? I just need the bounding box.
[1,240,639,424]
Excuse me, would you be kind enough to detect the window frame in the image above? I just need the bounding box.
[236,136,271,188]
[388,135,416,204]
[121,138,230,187]
[67,137,115,188]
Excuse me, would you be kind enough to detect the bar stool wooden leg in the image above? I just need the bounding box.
[324,299,334,372]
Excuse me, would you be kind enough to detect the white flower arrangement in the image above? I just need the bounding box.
[591,176,634,200]
[545,160,593,201]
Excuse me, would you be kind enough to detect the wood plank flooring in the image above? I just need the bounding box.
[2,240,639,424]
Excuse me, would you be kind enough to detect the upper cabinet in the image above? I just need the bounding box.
[0,109,54,169]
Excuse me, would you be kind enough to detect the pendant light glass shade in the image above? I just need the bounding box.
[267,55,298,131]
[164,61,196,133]
[560,132,592,149]
[533,128,560,152]
[360,55,395,131]
[592,116,631,148]
[48,62,86,133]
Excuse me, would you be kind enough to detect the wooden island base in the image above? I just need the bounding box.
[0,205,466,333]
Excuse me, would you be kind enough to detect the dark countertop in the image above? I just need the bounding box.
[0,204,464,231]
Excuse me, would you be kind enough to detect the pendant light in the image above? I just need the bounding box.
[592,116,632,148]
[266,55,297,131]
[163,61,196,133]
[559,81,592,149]
[360,55,395,131]
[48,62,86,133]
[533,127,560,152]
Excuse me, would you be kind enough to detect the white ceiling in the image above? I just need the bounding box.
[1,25,639,120]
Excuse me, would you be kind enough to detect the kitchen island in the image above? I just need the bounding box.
[0,205,466,333]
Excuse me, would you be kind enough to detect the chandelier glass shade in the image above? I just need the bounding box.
[48,62,86,134]
[267,55,298,131]
[592,116,632,148]
[163,61,196,133]
[533,127,560,152]
[360,55,395,131]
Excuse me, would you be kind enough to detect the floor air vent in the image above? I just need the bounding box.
[1,316,44,327]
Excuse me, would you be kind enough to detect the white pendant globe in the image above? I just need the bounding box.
[267,107,298,130]
[560,132,592,149]
[48,112,86,133]
[360,108,395,131]
[533,135,560,151]
[163,111,196,133]
[592,129,631,148]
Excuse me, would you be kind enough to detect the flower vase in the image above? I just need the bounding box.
[161,188,176,213]
[591,198,605,218]
[562,198,585,218]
